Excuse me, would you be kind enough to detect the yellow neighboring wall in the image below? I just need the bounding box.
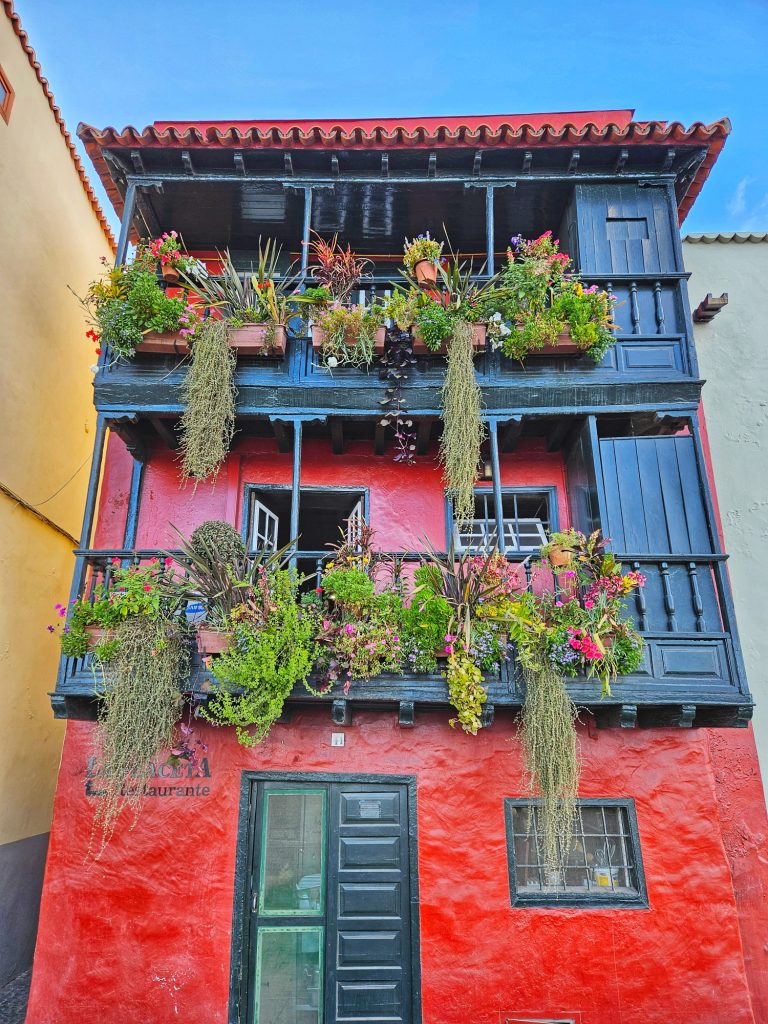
[0,10,112,847]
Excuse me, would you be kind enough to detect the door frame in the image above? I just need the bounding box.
[228,771,422,1024]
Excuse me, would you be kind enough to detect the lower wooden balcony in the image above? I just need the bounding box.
[50,550,753,730]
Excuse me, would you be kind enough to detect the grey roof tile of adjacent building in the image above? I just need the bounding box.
[684,232,768,243]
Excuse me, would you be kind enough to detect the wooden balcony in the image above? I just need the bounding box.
[51,549,753,730]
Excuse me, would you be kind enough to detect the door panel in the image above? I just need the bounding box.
[328,785,411,1024]
[246,780,414,1024]
[599,436,713,554]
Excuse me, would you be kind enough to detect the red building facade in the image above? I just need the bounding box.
[27,112,768,1023]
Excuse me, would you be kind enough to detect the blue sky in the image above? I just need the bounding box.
[15,0,768,236]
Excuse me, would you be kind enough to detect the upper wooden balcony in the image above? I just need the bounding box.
[90,137,709,421]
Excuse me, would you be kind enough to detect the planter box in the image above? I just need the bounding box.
[136,331,190,356]
[84,624,117,645]
[229,324,287,356]
[410,323,487,356]
[196,628,231,656]
[136,325,287,357]
[312,325,386,354]
[526,328,582,358]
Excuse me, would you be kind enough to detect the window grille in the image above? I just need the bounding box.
[454,490,551,553]
[504,799,647,908]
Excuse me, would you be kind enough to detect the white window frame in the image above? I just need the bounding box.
[250,497,279,552]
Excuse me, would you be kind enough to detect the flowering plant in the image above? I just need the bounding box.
[75,243,196,359]
[490,233,618,362]
[403,233,443,275]
[55,558,178,660]
[497,530,645,695]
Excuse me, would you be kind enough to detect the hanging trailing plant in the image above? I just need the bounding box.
[519,657,580,872]
[92,613,188,848]
[201,569,317,745]
[379,327,417,463]
[180,317,236,481]
[439,319,485,524]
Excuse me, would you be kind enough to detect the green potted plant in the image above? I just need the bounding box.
[403,233,444,286]
[491,233,618,362]
[184,240,303,357]
[305,234,384,366]
[76,244,202,361]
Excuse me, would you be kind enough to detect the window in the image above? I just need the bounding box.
[504,799,647,908]
[0,66,14,124]
[454,489,554,553]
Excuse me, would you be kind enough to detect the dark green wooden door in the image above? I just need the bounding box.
[245,780,414,1024]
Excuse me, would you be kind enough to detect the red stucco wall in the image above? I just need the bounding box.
[29,431,768,1022]
[27,713,764,1024]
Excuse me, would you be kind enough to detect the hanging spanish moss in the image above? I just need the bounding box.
[519,659,580,873]
[91,616,188,852]
[180,318,236,481]
[439,320,485,525]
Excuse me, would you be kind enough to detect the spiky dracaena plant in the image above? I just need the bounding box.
[519,658,580,873]
[439,319,485,525]
[91,615,188,851]
[180,317,236,481]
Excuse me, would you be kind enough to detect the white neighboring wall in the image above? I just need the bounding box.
[683,234,768,796]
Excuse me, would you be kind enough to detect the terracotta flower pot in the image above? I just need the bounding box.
[411,323,487,356]
[229,324,287,356]
[162,265,180,284]
[526,327,582,358]
[84,624,116,645]
[136,331,190,355]
[414,260,439,286]
[196,628,231,656]
[547,545,573,567]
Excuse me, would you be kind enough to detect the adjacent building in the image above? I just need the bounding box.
[0,0,113,989]
[684,231,768,796]
[26,110,768,1022]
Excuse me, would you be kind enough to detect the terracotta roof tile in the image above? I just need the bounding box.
[78,112,730,229]
[2,1,115,248]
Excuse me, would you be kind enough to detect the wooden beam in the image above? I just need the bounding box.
[499,416,523,452]
[130,149,145,174]
[472,150,482,176]
[150,416,179,451]
[330,417,344,455]
[374,421,387,456]
[284,152,294,176]
[546,418,573,452]
[661,148,676,172]
[381,153,389,177]
[181,150,194,175]
[693,292,728,323]
[522,150,532,173]
[233,150,245,175]
[398,701,415,728]
[332,699,351,725]
[427,151,437,178]
[614,148,629,174]
[416,418,432,456]
[271,419,292,453]
[568,149,580,174]
[331,154,340,177]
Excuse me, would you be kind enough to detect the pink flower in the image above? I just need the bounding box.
[584,599,595,609]
[444,644,454,655]
[111,557,120,566]
[164,557,173,566]
[555,601,563,608]
[143,585,152,592]
[344,624,356,635]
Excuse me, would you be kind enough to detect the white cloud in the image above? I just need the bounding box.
[728,176,755,217]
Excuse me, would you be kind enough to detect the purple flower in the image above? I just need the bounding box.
[46,625,55,633]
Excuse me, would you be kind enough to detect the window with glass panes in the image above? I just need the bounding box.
[453,489,554,553]
[504,799,647,907]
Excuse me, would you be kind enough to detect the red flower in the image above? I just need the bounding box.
[143,585,152,592]
[95,348,102,356]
